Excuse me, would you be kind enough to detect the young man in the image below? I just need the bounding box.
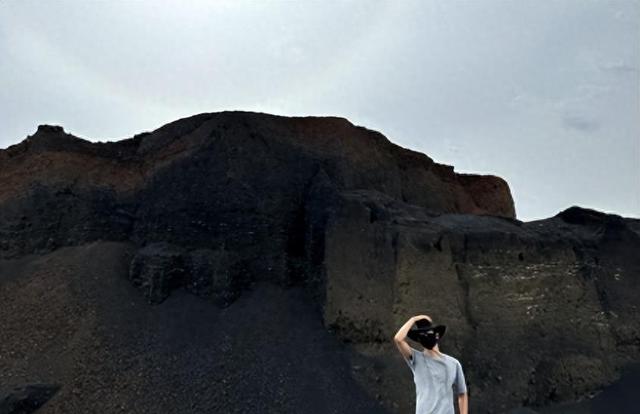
[393,315,468,414]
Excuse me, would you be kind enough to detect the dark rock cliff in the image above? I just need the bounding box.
[0,111,637,413]
[320,193,639,413]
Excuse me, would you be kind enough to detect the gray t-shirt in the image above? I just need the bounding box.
[403,347,467,414]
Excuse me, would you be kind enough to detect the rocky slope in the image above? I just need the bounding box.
[0,111,637,413]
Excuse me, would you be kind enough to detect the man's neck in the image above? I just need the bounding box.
[423,345,443,357]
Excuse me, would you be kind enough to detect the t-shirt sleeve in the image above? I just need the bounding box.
[454,360,468,394]
[403,347,418,371]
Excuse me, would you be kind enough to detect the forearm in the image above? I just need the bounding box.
[457,393,468,414]
[393,317,417,341]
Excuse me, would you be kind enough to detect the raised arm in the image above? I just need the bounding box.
[393,314,431,359]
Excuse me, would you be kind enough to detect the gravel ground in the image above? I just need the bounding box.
[0,240,388,414]
[2,239,635,414]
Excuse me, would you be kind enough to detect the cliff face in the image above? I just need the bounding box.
[0,111,513,305]
[319,192,640,413]
[0,111,637,414]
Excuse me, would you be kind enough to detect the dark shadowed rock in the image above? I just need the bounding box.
[183,247,236,306]
[129,242,188,304]
[0,112,637,413]
[0,383,60,414]
[128,241,239,305]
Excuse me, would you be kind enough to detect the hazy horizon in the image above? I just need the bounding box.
[1,1,638,221]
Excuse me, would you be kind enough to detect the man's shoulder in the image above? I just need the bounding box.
[441,353,462,365]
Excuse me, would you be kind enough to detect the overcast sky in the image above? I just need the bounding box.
[1,1,638,222]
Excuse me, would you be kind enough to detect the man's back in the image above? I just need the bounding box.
[403,347,467,414]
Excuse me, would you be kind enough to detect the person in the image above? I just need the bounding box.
[393,315,468,414]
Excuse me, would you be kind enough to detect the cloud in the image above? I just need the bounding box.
[562,114,600,132]
[599,61,640,75]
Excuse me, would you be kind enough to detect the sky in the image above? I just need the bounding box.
[0,0,638,222]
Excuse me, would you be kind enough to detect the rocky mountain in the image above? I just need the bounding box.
[0,111,637,413]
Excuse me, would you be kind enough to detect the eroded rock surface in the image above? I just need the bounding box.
[0,111,637,413]
[318,192,639,412]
